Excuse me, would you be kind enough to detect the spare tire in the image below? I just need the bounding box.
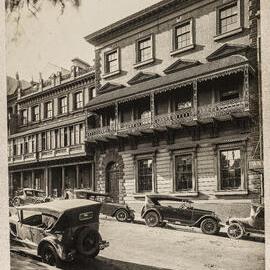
[76,228,101,258]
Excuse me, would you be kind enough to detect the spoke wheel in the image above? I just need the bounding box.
[227,223,244,239]
[115,209,128,222]
[42,245,60,267]
[200,218,219,235]
[145,211,160,227]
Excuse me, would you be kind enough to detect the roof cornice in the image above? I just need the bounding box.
[84,0,195,46]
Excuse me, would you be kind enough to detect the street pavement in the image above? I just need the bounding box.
[10,217,265,270]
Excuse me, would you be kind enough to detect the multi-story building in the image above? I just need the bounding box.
[7,58,96,197]
[84,0,262,218]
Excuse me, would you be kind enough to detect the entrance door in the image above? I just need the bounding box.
[105,162,119,203]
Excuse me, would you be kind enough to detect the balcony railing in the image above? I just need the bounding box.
[8,144,86,164]
[198,98,246,119]
[86,99,247,141]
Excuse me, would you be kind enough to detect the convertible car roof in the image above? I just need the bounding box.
[146,195,192,202]
[17,199,100,215]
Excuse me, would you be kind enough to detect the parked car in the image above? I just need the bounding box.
[12,188,51,206]
[226,203,264,239]
[65,189,135,222]
[9,199,109,267]
[141,195,222,235]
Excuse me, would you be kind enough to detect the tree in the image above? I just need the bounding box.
[5,0,81,16]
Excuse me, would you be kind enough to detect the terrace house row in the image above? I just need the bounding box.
[7,59,96,197]
[84,0,262,217]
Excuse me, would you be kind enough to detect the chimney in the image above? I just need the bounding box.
[56,71,62,85]
[39,72,43,91]
[15,72,21,99]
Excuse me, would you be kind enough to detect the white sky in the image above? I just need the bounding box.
[6,0,160,82]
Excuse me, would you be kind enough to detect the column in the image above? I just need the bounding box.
[48,168,52,196]
[115,102,118,131]
[243,65,250,111]
[9,173,13,196]
[44,167,49,196]
[150,92,155,126]
[31,170,35,189]
[91,162,95,191]
[62,167,65,196]
[100,114,103,128]
[20,171,23,188]
[76,165,80,188]
[193,80,198,120]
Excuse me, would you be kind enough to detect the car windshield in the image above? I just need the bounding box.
[25,190,34,196]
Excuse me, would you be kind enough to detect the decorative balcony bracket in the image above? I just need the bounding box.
[243,65,249,112]
[192,80,198,120]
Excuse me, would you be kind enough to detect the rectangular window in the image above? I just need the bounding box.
[219,3,238,34]
[64,127,68,147]
[59,96,68,114]
[70,126,74,145]
[74,91,83,109]
[55,130,59,148]
[13,143,17,156]
[137,159,153,192]
[89,87,96,101]
[32,106,40,122]
[175,155,193,191]
[21,110,28,125]
[137,37,152,62]
[24,138,28,154]
[175,21,191,50]
[44,101,53,119]
[41,132,46,150]
[75,125,80,145]
[105,50,119,73]
[220,149,241,190]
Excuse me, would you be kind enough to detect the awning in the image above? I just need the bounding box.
[86,55,253,111]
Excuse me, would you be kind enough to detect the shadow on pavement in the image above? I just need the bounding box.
[62,256,173,270]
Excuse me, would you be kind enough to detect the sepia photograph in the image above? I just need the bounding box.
[2,0,269,269]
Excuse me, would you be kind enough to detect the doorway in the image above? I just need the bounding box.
[105,162,119,203]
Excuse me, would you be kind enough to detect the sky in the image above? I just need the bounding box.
[6,0,160,82]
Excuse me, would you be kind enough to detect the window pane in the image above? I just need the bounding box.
[175,22,191,49]
[175,155,193,191]
[137,159,152,192]
[59,97,67,114]
[138,37,152,62]
[220,4,238,34]
[106,51,118,73]
[220,149,241,190]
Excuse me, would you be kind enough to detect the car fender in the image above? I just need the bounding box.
[37,235,66,261]
[193,215,220,227]
[141,208,162,221]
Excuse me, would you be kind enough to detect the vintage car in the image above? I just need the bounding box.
[12,188,50,206]
[141,195,222,235]
[9,199,109,267]
[226,203,264,239]
[64,189,135,222]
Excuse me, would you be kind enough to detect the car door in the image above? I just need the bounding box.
[174,203,193,225]
[101,202,115,216]
[16,210,36,246]
[156,201,180,222]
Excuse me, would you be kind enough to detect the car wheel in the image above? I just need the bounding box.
[41,244,61,267]
[200,218,219,235]
[76,228,101,258]
[115,209,128,222]
[144,211,160,227]
[13,198,21,207]
[227,223,244,239]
